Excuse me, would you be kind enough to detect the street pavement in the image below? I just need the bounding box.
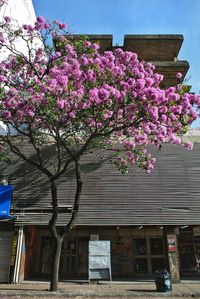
[1,280,200,298]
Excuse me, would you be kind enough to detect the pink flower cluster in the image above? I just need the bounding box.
[0,17,200,174]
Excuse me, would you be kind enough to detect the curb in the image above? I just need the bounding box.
[0,291,200,298]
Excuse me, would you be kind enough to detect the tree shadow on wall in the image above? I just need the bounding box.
[0,144,109,209]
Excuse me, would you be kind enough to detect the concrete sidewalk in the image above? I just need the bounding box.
[1,280,200,298]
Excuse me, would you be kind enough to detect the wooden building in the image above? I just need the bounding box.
[0,35,199,283]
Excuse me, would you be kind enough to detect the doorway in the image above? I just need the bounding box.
[179,235,200,275]
[39,236,90,278]
[60,240,76,277]
[78,237,89,277]
[39,237,77,277]
[133,237,165,275]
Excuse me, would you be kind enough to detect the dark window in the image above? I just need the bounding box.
[135,258,148,273]
[134,238,147,255]
[133,237,165,275]
[150,238,163,255]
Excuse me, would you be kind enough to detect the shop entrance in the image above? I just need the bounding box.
[77,237,88,277]
[133,237,165,276]
[60,240,76,277]
[39,236,89,278]
[179,235,200,275]
[0,231,12,282]
[39,237,77,277]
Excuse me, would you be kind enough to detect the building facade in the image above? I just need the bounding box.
[1,33,199,283]
[9,135,200,283]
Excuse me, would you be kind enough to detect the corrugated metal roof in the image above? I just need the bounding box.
[2,140,200,227]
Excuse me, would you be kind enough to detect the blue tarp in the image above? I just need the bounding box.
[0,185,14,219]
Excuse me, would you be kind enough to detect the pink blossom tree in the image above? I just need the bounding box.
[0,16,200,291]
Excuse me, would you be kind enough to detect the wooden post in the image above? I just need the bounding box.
[166,234,180,283]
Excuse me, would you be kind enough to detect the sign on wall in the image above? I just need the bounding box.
[167,237,177,252]
[0,185,13,219]
[88,241,112,282]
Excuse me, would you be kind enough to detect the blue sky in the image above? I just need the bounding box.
[32,0,200,127]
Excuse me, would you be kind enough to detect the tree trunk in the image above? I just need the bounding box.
[49,180,61,292]
[62,160,83,232]
[50,234,63,292]
[48,161,83,291]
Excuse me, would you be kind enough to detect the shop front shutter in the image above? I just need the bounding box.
[0,231,12,282]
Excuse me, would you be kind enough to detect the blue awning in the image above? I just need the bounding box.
[0,185,15,220]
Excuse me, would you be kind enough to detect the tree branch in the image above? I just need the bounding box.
[0,135,52,178]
